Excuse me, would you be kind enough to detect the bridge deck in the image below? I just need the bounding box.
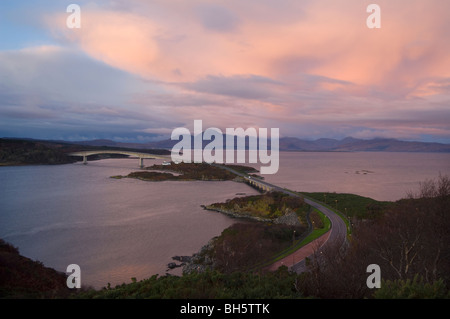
[68,150,168,159]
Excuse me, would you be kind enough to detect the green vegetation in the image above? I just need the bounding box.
[198,192,315,272]
[256,208,330,268]
[374,275,450,299]
[125,171,181,181]
[301,192,392,220]
[202,222,306,273]
[206,191,310,220]
[73,266,300,299]
[218,164,259,174]
[298,175,450,298]
[297,208,330,246]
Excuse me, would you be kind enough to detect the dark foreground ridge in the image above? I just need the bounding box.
[0,239,72,298]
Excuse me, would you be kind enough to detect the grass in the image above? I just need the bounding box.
[301,192,392,220]
[295,191,394,237]
[206,191,309,220]
[250,208,331,270]
[296,208,331,247]
[300,192,352,235]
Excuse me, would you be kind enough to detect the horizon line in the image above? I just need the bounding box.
[2,135,450,146]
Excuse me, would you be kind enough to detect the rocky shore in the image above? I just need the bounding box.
[167,192,306,274]
[168,238,217,274]
[201,205,302,226]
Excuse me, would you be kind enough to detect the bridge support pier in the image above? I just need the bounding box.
[139,157,144,168]
[83,156,87,165]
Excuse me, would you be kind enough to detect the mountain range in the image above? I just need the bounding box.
[71,136,450,153]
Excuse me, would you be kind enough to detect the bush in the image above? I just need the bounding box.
[374,275,449,299]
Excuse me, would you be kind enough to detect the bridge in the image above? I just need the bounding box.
[68,150,169,168]
[245,177,274,192]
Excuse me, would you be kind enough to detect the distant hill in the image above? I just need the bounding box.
[71,136,450,153]
[278,137,450,152]
[0,138,170,166]
[2,137,449,161]
[0,138,80,166]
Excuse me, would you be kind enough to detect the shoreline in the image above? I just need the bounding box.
[200,205,273,223]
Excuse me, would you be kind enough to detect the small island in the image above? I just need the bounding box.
[113,162,255,182]
[203,191,309,224]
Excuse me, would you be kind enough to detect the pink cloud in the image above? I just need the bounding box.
[48,9,159,78]
[47,1,450,87]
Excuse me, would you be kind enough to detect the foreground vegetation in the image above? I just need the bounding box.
[0,239,71,298]
[75,267,301,299]
[71,267,448,299]
[298,174,450,298]
[193,222,307,274]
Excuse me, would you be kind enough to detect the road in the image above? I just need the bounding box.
[213,164,348,274]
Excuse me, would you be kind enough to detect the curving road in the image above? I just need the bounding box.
[213,164,348,274]
[290,198,347,273]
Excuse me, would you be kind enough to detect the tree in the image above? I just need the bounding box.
[296,175,450,298]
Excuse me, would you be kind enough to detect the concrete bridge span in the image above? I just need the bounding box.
[244,177,274,193]
[68,150,168,168]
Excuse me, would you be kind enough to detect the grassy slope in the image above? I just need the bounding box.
[301,192,392,220]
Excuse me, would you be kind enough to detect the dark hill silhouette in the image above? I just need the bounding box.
[71,136,450,153]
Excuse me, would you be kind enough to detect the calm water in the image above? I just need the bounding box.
[0,152,449,288]
[257,152,450,202]
[0,158,259,288]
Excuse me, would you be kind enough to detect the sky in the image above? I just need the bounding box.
[0,0,449,143]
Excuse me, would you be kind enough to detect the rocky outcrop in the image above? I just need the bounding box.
[181,238,217,274]
[202,205,301,226]
[273,210,301,226]
[202,205,272,223]
[167,256,193,270]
